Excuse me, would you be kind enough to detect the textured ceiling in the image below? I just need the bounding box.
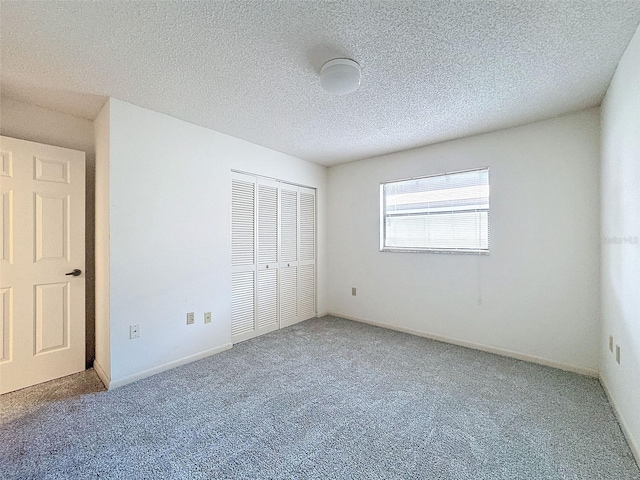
[1,1,640,166]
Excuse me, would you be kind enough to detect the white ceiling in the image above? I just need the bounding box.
[1,1,640,167]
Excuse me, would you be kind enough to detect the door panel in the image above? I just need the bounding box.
[257,183,278,265]
[298,264,315,321]
[257,268,278,330]
[35,193,70,262]
[231,178,255,267]
[0,150,12,177]
[279,265,298,328]
[0,136,85,395]
[34,282,69,354]
[1,191,13,263]
[231,270,255,337]
[255,179,279,335]
[298,187,316,321]
[279,184,299,328]
[299,190,315,262]
[34,156,70,183]
[0,287,11,362]
[231,173,258,342]
[280,187,298,264]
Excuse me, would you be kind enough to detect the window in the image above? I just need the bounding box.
[380,167,489,254]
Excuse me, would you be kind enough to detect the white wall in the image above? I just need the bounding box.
[327,108,601,374]
[99,98,327,386]
[93,100,111,382]
[601,24,640,461]
[0,95,98,367]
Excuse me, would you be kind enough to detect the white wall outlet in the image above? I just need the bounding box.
[187,312,195,325]
[204,312,212,324]
[616,345,621,364]
[129,324,140,339]
[609,335,614,353]
[352,287,356,296]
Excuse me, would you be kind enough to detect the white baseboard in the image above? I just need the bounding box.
[328,312,599,378]
[104,343,233,390]
[92,359,110,389]
[599,374,640,468]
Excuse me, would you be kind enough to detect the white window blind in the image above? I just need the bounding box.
[380,168,489,253]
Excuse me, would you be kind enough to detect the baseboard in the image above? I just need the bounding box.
[599,374,640,468]
[107,343,233,390]
[92,359,110,389]
[327,312,599,378]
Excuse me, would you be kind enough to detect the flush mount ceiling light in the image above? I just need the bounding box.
[320,58,361,95]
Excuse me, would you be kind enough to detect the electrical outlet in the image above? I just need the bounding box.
[204,312,212,324]
[352,287,356,296]
[129,324,140,339]
[616,345,621,364]
[186,312,195,325]
[609,335,614,353]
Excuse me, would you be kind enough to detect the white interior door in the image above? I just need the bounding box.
[298,187,316,322]
[256,178,279,335]
[0,136,86,395]
[279,184,298,328]
[231,173,257,342]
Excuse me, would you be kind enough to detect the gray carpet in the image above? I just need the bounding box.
[1,315,638,479]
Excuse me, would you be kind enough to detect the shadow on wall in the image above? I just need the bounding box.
[0,83,107,120]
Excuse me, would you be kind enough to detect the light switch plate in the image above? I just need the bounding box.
[204,312,212,324]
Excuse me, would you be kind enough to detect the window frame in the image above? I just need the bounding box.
[379,167,490,255]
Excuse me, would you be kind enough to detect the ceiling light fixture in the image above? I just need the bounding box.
[320,58,361,95]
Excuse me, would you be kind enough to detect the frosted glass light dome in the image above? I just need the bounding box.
[320,58,361,95]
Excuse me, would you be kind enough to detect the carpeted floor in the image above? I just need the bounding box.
[1,316,638,479]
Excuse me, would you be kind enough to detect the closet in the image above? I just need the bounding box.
[231,172,316,343]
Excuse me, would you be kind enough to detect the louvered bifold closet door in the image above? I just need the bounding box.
[256,179,279,335]
[231,173,257,342]
[298,187,316,321]
[279,185,298,328]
